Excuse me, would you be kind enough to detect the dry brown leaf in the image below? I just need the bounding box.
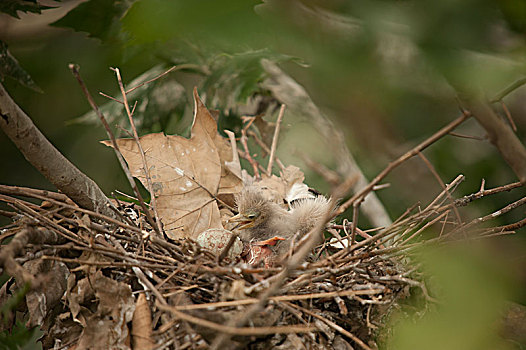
[102,88,242,239]
[194,93,243,208]
[132,293,154,350]
[74,270,135,350]
[253,165,307,206]
[23,260,69,328]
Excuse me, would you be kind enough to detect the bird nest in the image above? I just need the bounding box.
[2,173,515,349]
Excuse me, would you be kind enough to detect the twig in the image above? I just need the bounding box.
[41,256,174,270]
[417,151,462,225]
[170,288,382,311]
[216,232,239,263]
[111,67,163,236]
[284,301,372,350]
[157,302,317,336]
[247,130,286,171]
[0,81,117,218]
[12,200,86,247]
[298,151,340,186]
[490,77,526,103]
[267,104,286,174]
[454,181,522,207]
[109,192,137,227]
[454,196,526,233]
[0,226,61,288]
[350,201,360,249]
[0,184,68,202]
[500,101,517,132]
[69,64,158,234]
[465,97,526,183]
[330,224,375,241]
[334,112,471,218]
[448,132,486,141]
[126,65,178,94]
[240,129,262,179]
[98,91,123,104]
[1,190,148,237]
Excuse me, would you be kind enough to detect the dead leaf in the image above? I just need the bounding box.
[132,293,154,350]
[103,88,242,239]
[74,270,135,350]
[23,260,69,328]
[252,165,307,206]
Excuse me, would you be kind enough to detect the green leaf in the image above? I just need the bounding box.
[201,49,301,112]
[0,323,42,350]
[0,0,55,19]
[51,0,134,42]
[0,40,42,92]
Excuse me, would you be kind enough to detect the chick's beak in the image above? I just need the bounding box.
[227,213,255,230]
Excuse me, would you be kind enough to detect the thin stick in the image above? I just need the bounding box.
[170,288,382,311]
[448,132,486,141]
[247,130,286,171]
[299,151,340,186]
[69,64,157,234]
[157,302,317,336]
[126,66,178,94]
[0,184,68,202]
[267,104,286,174]
[98,91,123,104]
[490,77,526,103]
[417,151,462,225]
[112,67,163,236]
[454,181,522,207]
[334,112,470,218]
[216,232,239,263]
[350,201,360,249]
[240,129,262,179]
[500,101,517,132]
[455,196,526,233]
[284,301,372,350]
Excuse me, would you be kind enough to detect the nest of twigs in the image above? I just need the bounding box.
[1,173,519,349]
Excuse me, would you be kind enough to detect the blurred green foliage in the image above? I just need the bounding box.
[1,0,526,348]
[389,243,517,350]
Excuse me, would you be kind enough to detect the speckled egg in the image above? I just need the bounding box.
[196,228,243,260]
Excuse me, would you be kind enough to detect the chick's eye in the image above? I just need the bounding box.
[247,213,257,219]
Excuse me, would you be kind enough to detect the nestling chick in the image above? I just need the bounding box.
[229,186,292,242]
[229,185,331,264]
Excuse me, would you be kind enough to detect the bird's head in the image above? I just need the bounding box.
[227,208,263,230]
[228,186,276,234]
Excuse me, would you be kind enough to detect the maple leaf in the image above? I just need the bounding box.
[102,88,242,239]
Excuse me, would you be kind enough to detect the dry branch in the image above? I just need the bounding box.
[465,97,526,184]
[334,112,471,218]
[112,67,163,235]
[0,83,117,218]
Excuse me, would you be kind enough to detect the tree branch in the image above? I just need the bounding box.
[465,97,526,184]
[0,83,117,218]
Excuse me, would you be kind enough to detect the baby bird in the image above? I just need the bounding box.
[228,185,331,265]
